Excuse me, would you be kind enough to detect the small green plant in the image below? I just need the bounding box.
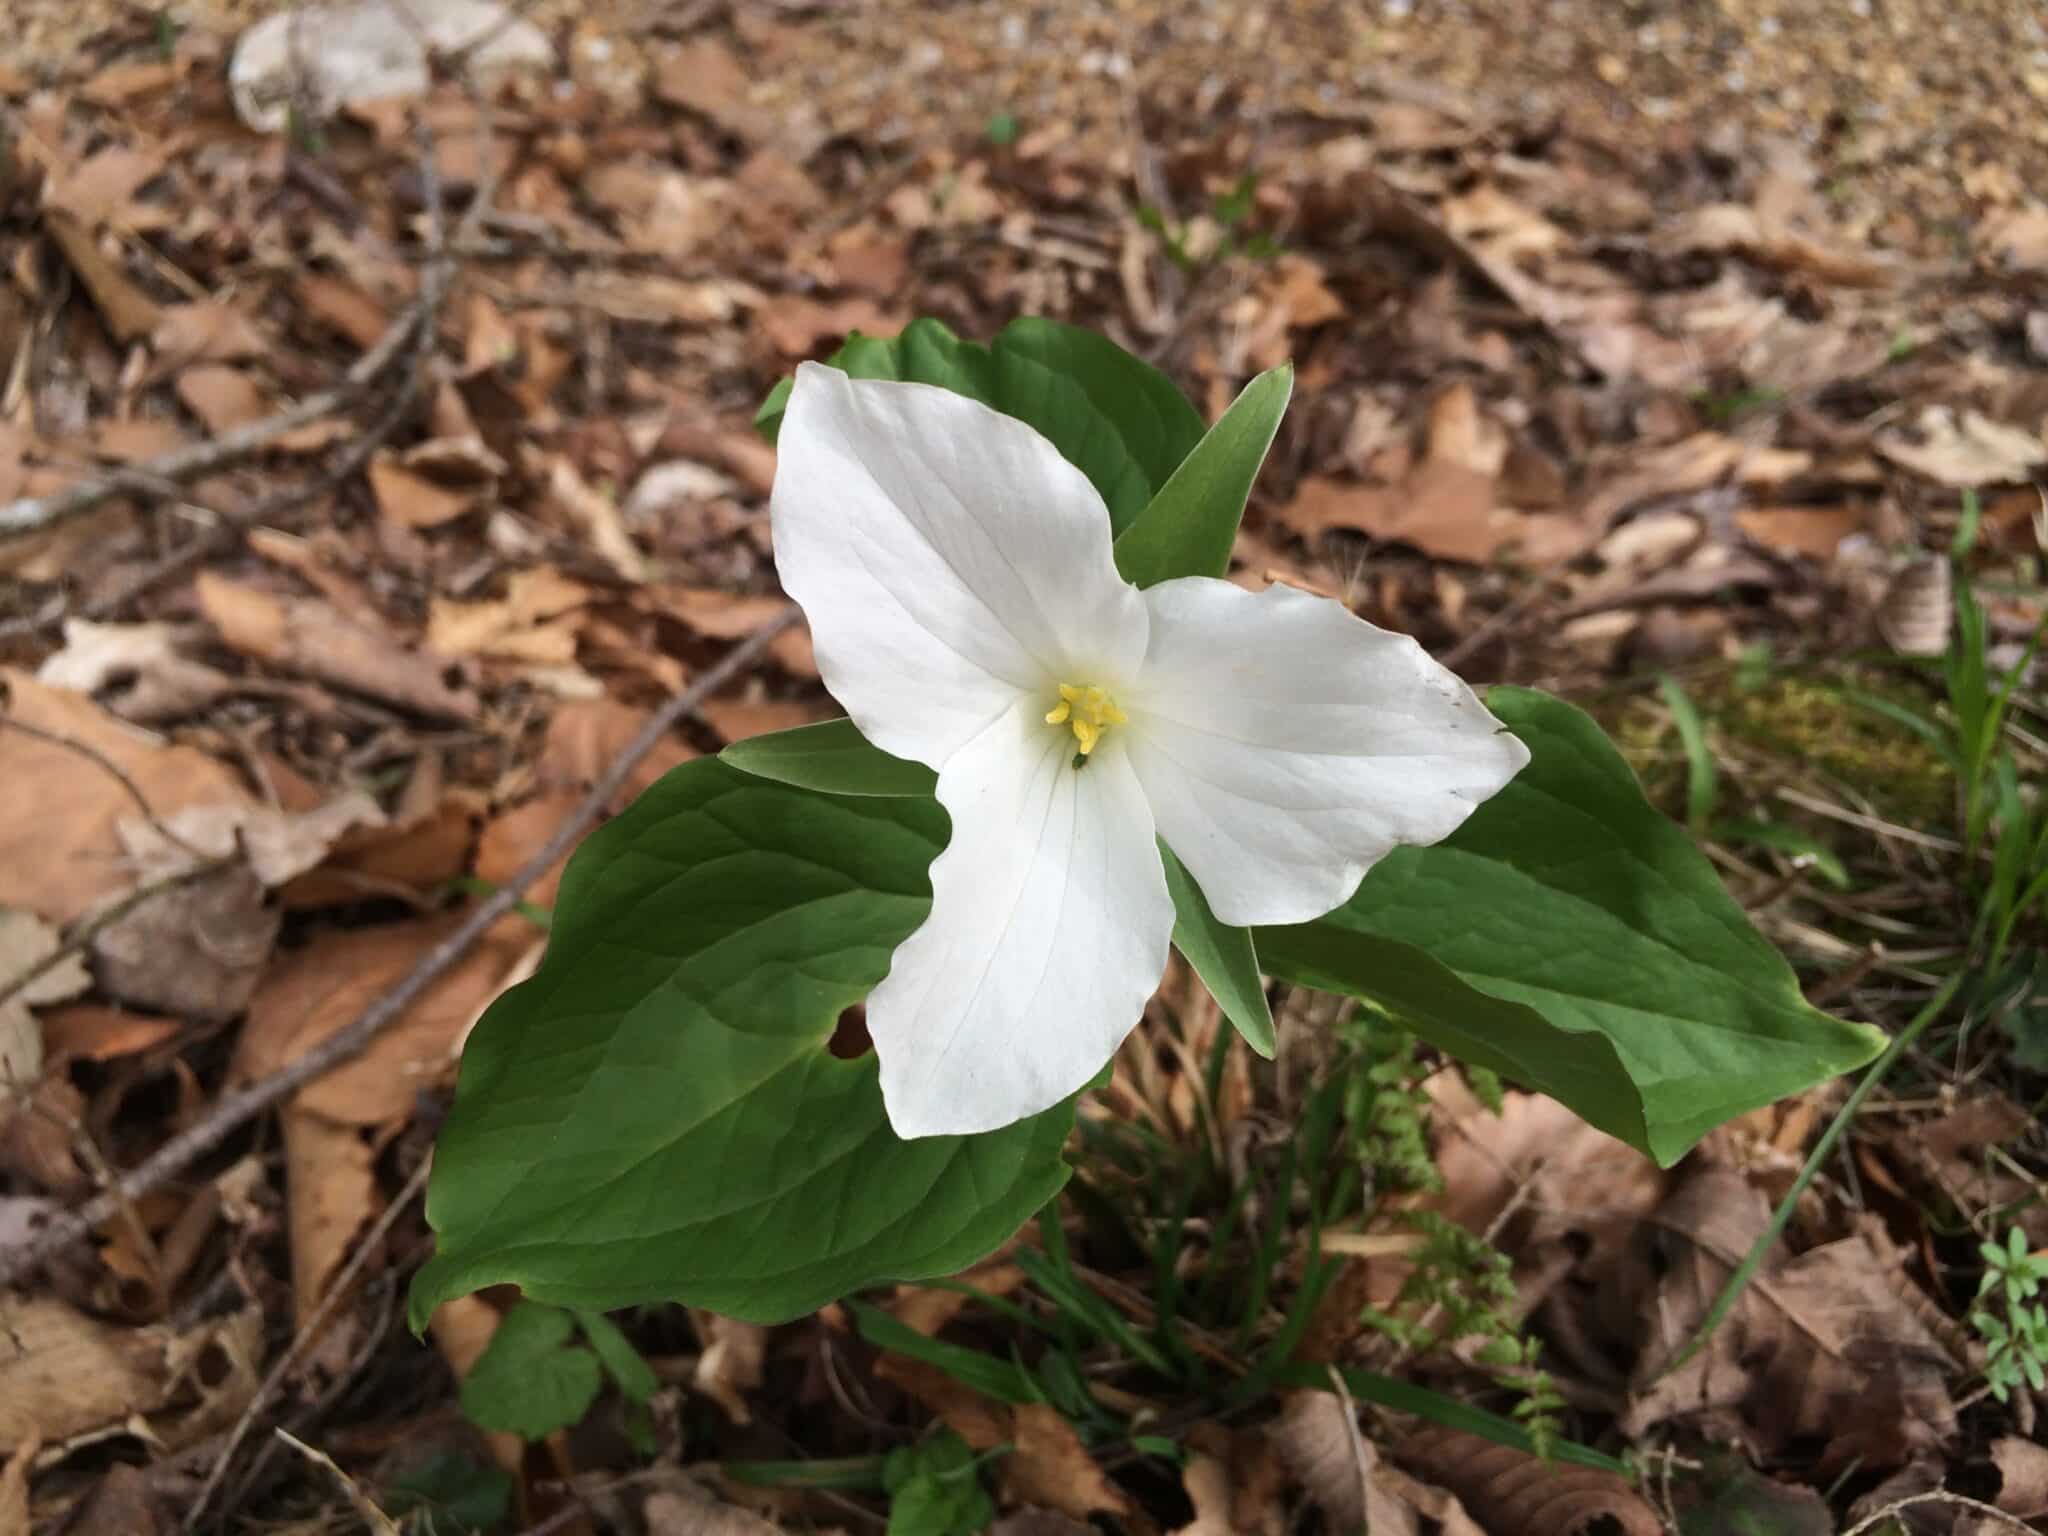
[984,112,1020,147]
[382,1451,514,1536]
[458,1302,657,1445]
[882,1431,996,1536]
[1969,1226,2048,1403]
[1136,172,1280,272]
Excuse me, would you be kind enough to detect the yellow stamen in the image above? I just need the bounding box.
[1046,680,1127,761]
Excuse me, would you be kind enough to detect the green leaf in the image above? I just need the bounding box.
[754,317,1160,533]
[850,1299,1038,1405]
[1259,689,1888,1166]
[1112,365,1292,589]
[382,1450,515,1536]
[575,1310,658,1405]
[720,717,937,797]
[884,1433,995,1536]
[1161,843,1273,1057]
[458,1302,604,1440]
[989,317,1207,497]
[411,761,1074,1328]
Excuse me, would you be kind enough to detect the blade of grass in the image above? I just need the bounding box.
[1658,673,1719,835]
[1270,1362,1631,1476]
[848,1301,1037,1405]
[1645,973,1963,1383]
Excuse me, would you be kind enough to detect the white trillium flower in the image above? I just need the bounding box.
[771,362,1531,1138]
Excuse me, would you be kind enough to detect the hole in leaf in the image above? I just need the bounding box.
[827,1006,872,1061]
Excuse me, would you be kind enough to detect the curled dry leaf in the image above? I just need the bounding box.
[0,671,250,925]
[544,457,650,582]
[427,568,592,665]
[1397,1427,1661,1536]
[1877,556,1953,658]
[1991,1437,2048,1519]
[369,456,475,530]
[118,790,387,888]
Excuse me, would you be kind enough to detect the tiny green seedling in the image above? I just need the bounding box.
[458,1302,658,1447]
[1971,1226,2048,1403]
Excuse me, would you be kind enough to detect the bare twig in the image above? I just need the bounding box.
[183,1154,435,1532]
[1840,1489,2036,1536]
[270,1429,402,1535]
[0,612,798,1289]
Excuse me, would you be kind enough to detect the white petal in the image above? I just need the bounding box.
[871,698,1174,1137]
[771,364,1148,769]
[1124,579,1530,928]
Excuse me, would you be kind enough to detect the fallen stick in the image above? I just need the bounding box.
[0,610,799,1289]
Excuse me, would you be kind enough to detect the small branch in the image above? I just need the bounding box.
[182,1153,434,1532]
[0,612,798,1289]
[1840,1489,2036,1536]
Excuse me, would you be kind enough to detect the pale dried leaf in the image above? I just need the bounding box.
[643,1487,782,1536]
[545,457,649,582]
[1002,1403,1130,1522]
[1877,557,1953,658]
[282,1106,378,1339]
[690,1312,765,1425]
[370,457,475,530]
[1270,1390,1413,1536]
[92,862,279,1021]
[1876,407,2047,489]
[1992,1436,2048,1519]
[0,1437,32,1536]
[35,619,233,724]
[119,791,387,887]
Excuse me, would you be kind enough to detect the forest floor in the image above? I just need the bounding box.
[2,1,2047,1533]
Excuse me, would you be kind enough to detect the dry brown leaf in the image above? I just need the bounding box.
[890,1260,1026,1337]
[1620,1167,1957,1468]
[755,294,892,358]
[197,573,480,722]
[1171,1454,1238,1536]
[998,1403,1130,1523]
[370,456,475,530]
[119,791,386,888]
[538,697,697,808]
[93,861,279,1021]
[427,568,592,663]
[0,671,250,925]
[35,619,235,724]
[38,1003,180,1063]
[294,272,391,350]
[43,208,162,342]
[0,909,91,1125]
[1877,556,1954,658]
[235,913,529,1125]
[1992,1436,2048,1519]
[0,1436,32,1536]
[690,1312,765,1425]
[153,303,271,367]
[642,1486,783,1536]
[544,456,650,582]
[1876,407,2047,488]
[1398,1427,1660,1536]
[645,586,815,676]
[282,1104,378,1337]
[1737,504,1866,560]
[699,694,822,743]
[1976,205,2048,272]
[873,1352,1008,1451]
[175,364,271,436]
[89,417,188,463]
[0,1295,172,1450]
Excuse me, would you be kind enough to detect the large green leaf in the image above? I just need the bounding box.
[1113,365,1292,590]
[754,318,1160,534]
[410,760,1073,1328]
[988,317,1206,497]
[1258,689,1888,1165]
[721,720,1273,1056]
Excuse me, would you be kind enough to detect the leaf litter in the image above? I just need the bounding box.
[0,0,2042,1529]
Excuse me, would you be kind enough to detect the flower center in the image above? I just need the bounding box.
[1044,682,1127,763]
